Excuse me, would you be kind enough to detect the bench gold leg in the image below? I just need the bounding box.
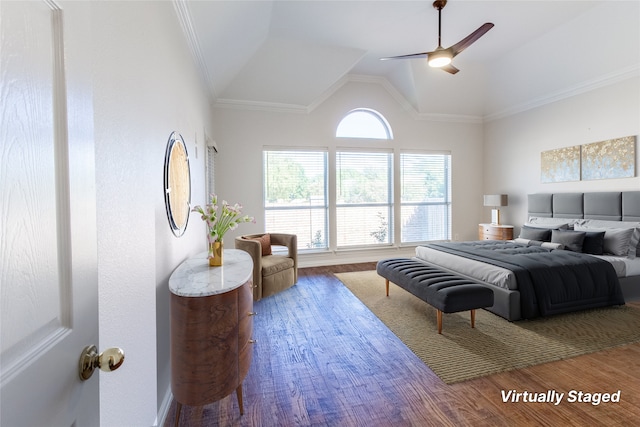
[236,385,244,415]
[437,310,443,334]
[385,279,390,297]
[174,402,182,427]
[470,309,476,328]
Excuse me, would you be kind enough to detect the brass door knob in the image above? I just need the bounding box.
[79,345,125,381]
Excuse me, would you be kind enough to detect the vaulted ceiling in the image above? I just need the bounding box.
[176,1,640,120]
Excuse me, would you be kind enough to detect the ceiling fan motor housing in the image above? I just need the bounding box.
[433,0,447,11]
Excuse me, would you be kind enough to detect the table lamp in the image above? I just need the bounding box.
[483,194,508,225]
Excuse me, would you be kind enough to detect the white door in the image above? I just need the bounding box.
[1,1,101,426]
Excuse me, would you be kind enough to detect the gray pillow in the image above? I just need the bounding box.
[519,225,551,241]
[580,220,640,258]
[575,226,634,257]
[551,229,586,252]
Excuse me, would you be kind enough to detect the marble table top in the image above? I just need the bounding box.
[169,249,253,297]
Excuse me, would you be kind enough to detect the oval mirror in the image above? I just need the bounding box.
[163,132,191,237]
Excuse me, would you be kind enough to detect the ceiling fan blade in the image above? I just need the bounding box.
[380,52,431,61]
[449,23,494,57]
[441,64,459,74]
[381,2,494,76]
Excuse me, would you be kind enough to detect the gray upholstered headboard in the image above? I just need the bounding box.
[528,191,640,222]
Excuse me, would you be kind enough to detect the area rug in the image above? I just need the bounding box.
[335,270,640,384]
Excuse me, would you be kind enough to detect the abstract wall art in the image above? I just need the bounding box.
[581,136,636,181]
[541,145,581,183]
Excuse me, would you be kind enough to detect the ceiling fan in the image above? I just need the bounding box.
[381,0,494,74]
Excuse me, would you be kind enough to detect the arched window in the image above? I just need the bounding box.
[336,108,393,139]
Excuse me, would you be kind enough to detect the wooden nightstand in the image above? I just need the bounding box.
[478,223,514,240]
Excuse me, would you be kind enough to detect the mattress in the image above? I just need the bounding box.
[593,254,640,277]
[415,244,636,291]
[415,245,516,290]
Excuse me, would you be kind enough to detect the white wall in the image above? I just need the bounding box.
[484,1,639,118]
[47,2,638,424]
[90,1,210,425]
[483,76,640,229]
[210,80,485,266]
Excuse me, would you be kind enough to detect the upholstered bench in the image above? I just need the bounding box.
[376,258,494,334]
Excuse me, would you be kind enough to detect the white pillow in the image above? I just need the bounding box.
[574,225,637,258]
[513,237,564,250]
[579,219,640,258]
[580,219,640,229]
[524,223,570,230]
[541,242,565,250]
[527,217,578,229]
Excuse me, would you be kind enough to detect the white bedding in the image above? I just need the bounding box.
[414,244,638,291]
[593,254,640,277]
[415,245,516,290]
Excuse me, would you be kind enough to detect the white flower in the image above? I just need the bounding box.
[191,194,255,242]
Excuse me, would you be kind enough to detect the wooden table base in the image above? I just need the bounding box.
[174,385,244,426]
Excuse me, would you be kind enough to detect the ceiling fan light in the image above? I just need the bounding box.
[428,51,452,68]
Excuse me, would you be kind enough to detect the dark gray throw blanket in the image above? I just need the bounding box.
[424,241,625,319]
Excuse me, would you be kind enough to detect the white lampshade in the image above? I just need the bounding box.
[483,194,508,207]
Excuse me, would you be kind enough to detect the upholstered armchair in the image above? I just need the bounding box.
[235,233,298,301]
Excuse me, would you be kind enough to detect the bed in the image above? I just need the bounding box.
[414,191,640,321]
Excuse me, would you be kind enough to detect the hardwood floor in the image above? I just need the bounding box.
[165,263,640,426]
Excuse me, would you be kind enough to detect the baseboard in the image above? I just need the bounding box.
[156,386,173,427]
[298,246,417,268]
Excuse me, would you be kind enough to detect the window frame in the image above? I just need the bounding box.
[263,148,329,252]
[336,108,393,140]
[262,110,453,254]
[398,151,452,245]
[335,148,394,249]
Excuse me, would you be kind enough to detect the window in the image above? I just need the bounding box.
[263,110,452,254]
[336,150,393,247]
[263,150,328,250]
[336,108,393,139]
[206,142,217,197]
[400,153,451,243]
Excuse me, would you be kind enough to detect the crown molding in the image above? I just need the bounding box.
[173,0,217,100]
[210,62,638,123]
[338,74,419,117]
[207,64,638,123]
[344,75,483,123]
[419,113,483,124]
[484,64,640,122]
[171,2,637,123]
[213,98,309,114]
[213,74,482,123]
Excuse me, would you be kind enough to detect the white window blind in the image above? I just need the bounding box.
[206,145,217,197]
[400,152,451,243]
[263,150,328,250]
[336,150,393,247]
